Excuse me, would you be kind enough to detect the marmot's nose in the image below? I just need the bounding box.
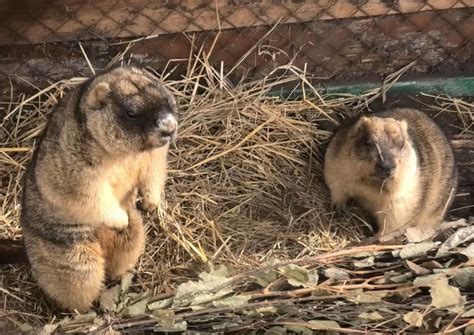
[156,114,177,137]
[376,161,395,178]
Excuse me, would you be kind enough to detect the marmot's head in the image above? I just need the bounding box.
[80,66,178,154]
[348,115,411,183]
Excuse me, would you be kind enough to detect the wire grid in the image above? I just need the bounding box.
[0,1,473,94]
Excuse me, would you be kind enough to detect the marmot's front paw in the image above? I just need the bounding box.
[140,190,161,213]
[331,201,346,215]
[103,208,129,230]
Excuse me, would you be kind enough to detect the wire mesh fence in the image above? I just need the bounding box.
[0,3,473,332]
[0,0,473,93]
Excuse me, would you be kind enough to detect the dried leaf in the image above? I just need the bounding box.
[405,260,431,275]
[19,323,34,333]
[199,265,229,280]
[126,289,151,303]
[414,273,448,287]
[101,330,121,335]
[400,242,436,259]
[121,297,150,317]
[396,287,421,299]
[147,297,173,311]
[308,269,319,285]
[73,312,97,323]
[430,278,463,310]
[120,273,134,295]
[418,260,444,270]
[373,277,387,284]
[447,303,466,314]
[324,267,350,281]
[264,326,287,335]
[403,311,423,327]
[440,327,462,335]
[276,305,299,316]
[212,322,240,331]
[287,268,319,288]
[172,321,187,331]
[351,250,388,258]
[39,324,58,335]
[152,309,176,326]
[286,325,312,335]
[461,243,474,260]
[353,256,375,268]
[451,267,474,290]
[462,308,474,317]
[173,266,232,307]
[57,317,71,327]
[280,264,309,282]
[388,272,412,283]
[212,295,251,307]
[308,320,341,329]
[100,285,120,312]
[359,311,385,321]
[349,293,384,304]
[251,270,278,287]
[441,218,468,231]
[153,320,188,332]
[465,325,474,335]
[255,306,277,314]
[286,278,304,287]
[441,225,474,249]
[435,249,452,258]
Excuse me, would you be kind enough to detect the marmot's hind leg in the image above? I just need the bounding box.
[26,238,105,312]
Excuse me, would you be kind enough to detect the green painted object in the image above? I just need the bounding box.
[270,77,474,100]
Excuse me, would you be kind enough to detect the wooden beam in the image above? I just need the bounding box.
[0,0,473,45]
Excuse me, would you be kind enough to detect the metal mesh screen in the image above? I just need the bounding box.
[0,1,473,91]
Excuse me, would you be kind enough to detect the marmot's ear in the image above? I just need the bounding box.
[400,120,408,133]
[351,116,371,137]
[86,82,111,109]
[166,90,179,115]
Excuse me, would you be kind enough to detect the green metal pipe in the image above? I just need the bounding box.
[271,77,474,99]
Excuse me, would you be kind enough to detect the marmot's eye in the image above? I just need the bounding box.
[364,138,373,147]
[125,109,137,119]
[397,139,405,149]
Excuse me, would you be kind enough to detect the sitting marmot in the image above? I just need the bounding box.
[19,66,178,312]
[324,108,457,242]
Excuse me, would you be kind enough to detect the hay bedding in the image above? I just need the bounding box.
[0,44,473,334]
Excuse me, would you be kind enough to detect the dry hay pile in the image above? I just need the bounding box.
[1,44,473,334]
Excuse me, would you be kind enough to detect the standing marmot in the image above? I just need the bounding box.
[20,66,178,312]
[324,108,457,242]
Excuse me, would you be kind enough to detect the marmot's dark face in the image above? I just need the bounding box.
[83,66,178,155]
[352,116,410,182]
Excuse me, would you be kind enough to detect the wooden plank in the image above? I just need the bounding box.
[0,0,473,45]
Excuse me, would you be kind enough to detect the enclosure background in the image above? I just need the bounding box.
[0,0,472,92]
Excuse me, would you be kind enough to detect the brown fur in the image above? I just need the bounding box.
[324,108,457,242]
[20,66,178,312]
[96,188,145,280]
